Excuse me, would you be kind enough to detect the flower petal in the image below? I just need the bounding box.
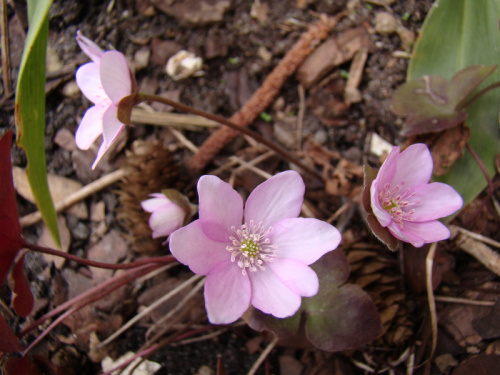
[411,182,463,221]
[204,261,251,324]
[370,179,392,227]
[75,106,105,150]
[268,259,319,297]
[76,62,108,104]
[375,146,400,187]
[100,51,132,104]
[92,106,125,169]
[198,175,243,241]
[249,267,301,318]
[244,171,305,228]
[76,31,104,62]
[388,220,451,248]
[141,194,168,213]
[149,204,185,238]
[169,220,229,275]
[270,217,340,265]
[392,143,433,188]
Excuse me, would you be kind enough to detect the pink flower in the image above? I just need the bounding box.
[75,31,136,169]
[141,193,187,239]
[370,143,463,248]
[169,171,341,324]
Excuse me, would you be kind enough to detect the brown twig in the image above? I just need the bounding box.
[187,12,347,171]
[0,0,12,97]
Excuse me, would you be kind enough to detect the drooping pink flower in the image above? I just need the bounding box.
[75,31,136,169]
[370,143,463,248]
[141,193,187,239]
[170,171,341,324]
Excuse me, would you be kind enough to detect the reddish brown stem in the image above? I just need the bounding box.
[187,12,346,171]
[18,263,164,337]
[26,242,174,270]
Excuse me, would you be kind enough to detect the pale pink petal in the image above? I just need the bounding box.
[100,51,132,104]
[76,31,104,62]
[410,183,463,221]
[244,171,305,228]
[388,220,451,248]
[268,259,318,297]
[370,179,392,227]
[270,217,340,265]
[204,261,251,324]
[375,146,400,187]
[76,63,108,104]
[91,106,124,169]
[198,175,243,242]
[249,267,301,318]
[391,144,433,188]
[149,204,185,238]
[169,220,229,275]
[141,194,168,213]
[75,106,105,150]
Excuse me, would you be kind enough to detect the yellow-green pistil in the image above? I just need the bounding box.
[378,181,419,227]
[227,220,277,276]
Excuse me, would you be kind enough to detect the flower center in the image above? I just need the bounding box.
[226,221,277,276]
[378,181,420,227]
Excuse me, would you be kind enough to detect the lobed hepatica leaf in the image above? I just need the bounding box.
[405,0,500,208]
[392,65,496,137]
[244,251,381,352]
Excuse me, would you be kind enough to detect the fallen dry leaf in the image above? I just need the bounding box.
[13,167,88,219]
[37,215,71,267]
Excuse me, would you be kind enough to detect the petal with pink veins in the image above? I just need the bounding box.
[270,217,340,265]
[268,259,318,297]
[370,179,392,227]
[100,51,132,104]
[169,220,229,275]
[75,106,105,150]
[245,171,305,228]
[249,266,302,318]
[198,175,243,242]
[204,261,251,324]
[410,182,463,221]
[391,144,433,188]
[388,220,451,248]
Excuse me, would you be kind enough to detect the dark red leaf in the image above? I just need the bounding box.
[0,130,25,283]
[4,356,43,375]
[0,315,22,353]
[11,253,34,318]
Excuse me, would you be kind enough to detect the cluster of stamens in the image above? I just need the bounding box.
[226,220,277,276]
[378,181,420,227]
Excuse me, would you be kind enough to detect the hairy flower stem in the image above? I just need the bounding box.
[26,242,175,270]
[187,12,347,171]
[137,93,324,182]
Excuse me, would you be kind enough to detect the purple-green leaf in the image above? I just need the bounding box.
[392,65,496,136]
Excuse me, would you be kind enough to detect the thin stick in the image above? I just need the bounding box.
[98,274,203,348]
[247,336,279,375]
[451,225,500,249]
[0,0,12,96]
[19,168,128,227]
[131,108,220,130]
[188,12,347,172]
[425,243,438,361]
[434,295,495,306]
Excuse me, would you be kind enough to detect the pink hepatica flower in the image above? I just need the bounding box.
[141,193,187,240]
[75,31,136,169]
[370,143,463,248]
[170,171,341,324]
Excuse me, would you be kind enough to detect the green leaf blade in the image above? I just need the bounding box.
[14,0,59,246]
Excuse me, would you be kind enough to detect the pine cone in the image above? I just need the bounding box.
[117,140,187,253]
